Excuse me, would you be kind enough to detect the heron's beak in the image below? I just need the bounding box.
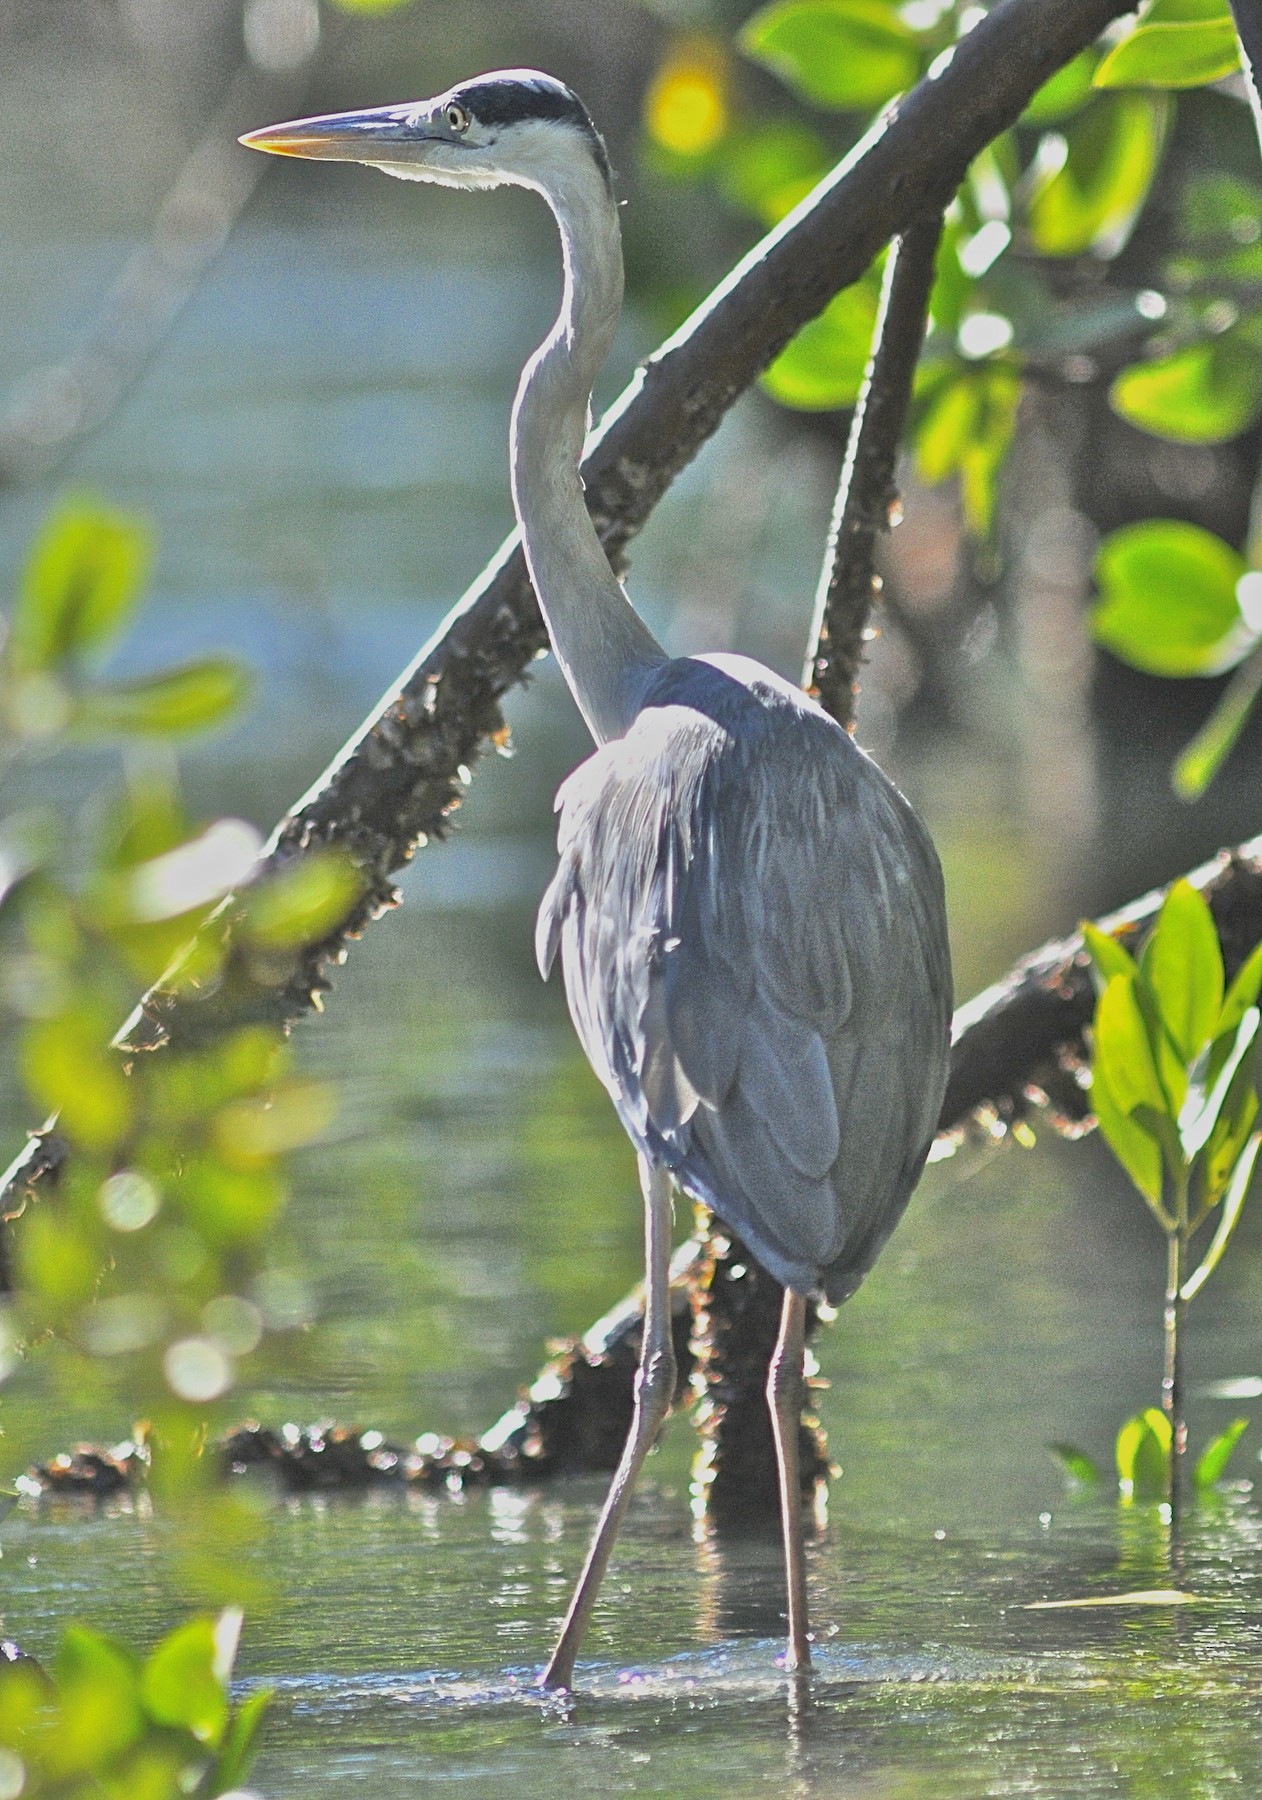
[240,105,423,162]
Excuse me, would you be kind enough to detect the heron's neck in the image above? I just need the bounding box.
[511,160,666,745]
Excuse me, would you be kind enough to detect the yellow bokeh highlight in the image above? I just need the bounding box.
[646,40,730,158]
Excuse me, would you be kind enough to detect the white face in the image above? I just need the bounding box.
[240,72,603,201]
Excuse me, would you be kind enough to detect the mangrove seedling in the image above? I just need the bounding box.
[1083,879,1262,1509]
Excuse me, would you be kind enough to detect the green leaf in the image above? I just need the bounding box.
[1174,645,1262,799]
[1185,1128,1260,1297]
[1091,1051,1167,1208]
[1091,521,1249,677]
[915,368,983,483]
[139,1616,228,1746]
[718,121,829,225]
[959,368,1021,539]
[1110,333,1262,445]
[22,1008,132,1152]
[1194,1416,1249,1488]
[77,657,250,739]
[1116,1407,1171,1501]
[1027,95,1165,257]
[1215,941,1262,1046]
[1050,1442,1103,1484]
[739,0,921,111]
[240,851,362,951]
[1082,919,1140,988]
[46,1627,143,1778]
[1144,879,1223,1063]
[1021,49,1099,123]
[9,499,151,675]
[1095,17,1240,89]
[208,1686,273,1794]
[763,276,881,410]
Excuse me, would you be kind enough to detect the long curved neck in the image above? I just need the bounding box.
[510,157,666,745]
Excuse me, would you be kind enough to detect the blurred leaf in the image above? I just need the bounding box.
[213,1078,335,1165]
[1197,1034,1259,1197]
[139,1616,228,1746]
[739,0,920,110]
[645,38,730,159]
[127,819,262,924]
[1082,919,1140,988]
[325,0,415,9]
[241,850,361,950]
[46,1626,143,1777]
[1116,1407,1171,1501]
[1110,332,1262,445]
[762,275,881,409]
[178,1159,284,1245]
[1026,95,1165,257]
[1050,1441,1103,1484]
[22,1008,131,1152]
[1185,1128,1260,1297]
[16,1207,101,1312]
[1091,521,1249,677]
[1174,646,1262,798]
[77,657,250,739]
[1021,48,1099,123]
[9,498,150,675]
[1214,940,1262,1047]
[718,120,828,224]
[1194,1416,1249,1488]
[1094,17,1240,89]
[209,1684,272,1793]
[1143,879,1223,1063]
[959,367,1021,538]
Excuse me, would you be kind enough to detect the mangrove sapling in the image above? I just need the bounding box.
[1054,1409,1251,1502]
[1081,878,1262,1511]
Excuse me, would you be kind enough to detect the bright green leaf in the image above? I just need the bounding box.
[915,369,982,483]
[1050,1442,1103,1484]
[1216,941,1262,1045]
[1082,919,1141,988]
[1095,972,1178,1121]
[1110,333,1262,445]
[1094,18,1240,89]
[1194,1416,1249,1488]
[46,1627,143,1778]
[1174,645,1262,798]
[9,499,151,676]
[718,121,828,225]
[22,1009,131,1152]
[1188,1125,1260,1291]
[240,850,362,951]
[1091,1049,1167,1207]
[1116,1407,1171,1501]
[1145,0,1232,21]
[1144,879,1223,1063]
[1091,520,1248,677]
[739,0,921,111]
[959,368,1022,538]
[1022,49,1099,123]
[1027,95,1165,257]
[139,1616,228,1746]
[762,276,881,410]
[208,1685,273,1794]
[77,657,250,739]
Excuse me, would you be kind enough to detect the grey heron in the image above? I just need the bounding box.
[243,70,953,1692]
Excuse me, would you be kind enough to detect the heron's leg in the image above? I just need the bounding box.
[767,1286,811,1673]
[541,1154,676,1691]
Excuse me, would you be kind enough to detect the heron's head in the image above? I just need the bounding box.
[240,69,612,199]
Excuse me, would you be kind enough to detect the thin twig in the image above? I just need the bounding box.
[804,214,945,729]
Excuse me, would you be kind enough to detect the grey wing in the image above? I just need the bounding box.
[536,700,951,1303]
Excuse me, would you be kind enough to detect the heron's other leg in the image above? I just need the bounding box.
[541,1154,676,1691]
[767,1286,811,1674]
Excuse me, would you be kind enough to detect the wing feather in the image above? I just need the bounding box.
[537,656,952,1300]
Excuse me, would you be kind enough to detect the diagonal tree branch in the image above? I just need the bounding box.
[804,213,945,729]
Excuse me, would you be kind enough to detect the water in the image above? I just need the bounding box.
[3,21,1262,1797]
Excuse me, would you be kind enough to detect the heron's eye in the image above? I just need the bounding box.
[446,102,470,135]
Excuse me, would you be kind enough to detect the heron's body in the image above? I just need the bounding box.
[244,68,952,1692]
